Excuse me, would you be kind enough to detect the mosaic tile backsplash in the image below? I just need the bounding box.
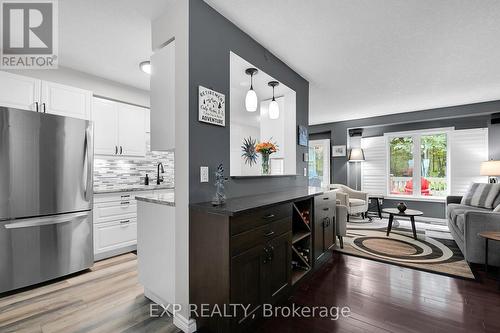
[93,135,174,192]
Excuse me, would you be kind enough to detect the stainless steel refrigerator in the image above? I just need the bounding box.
[0,107,93,293]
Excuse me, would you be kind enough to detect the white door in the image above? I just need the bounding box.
[118,103,146,157]
[0,71,40,111]
[92,98,119,155]
[308,139,331,188]
[41,81,92,120]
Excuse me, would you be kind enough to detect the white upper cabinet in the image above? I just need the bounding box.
[117,103,146,157]
[0,71,40,111]
[92,97,147,157]
[93,98,119,155]
[145,109,151,133]
[41,81,92,120]
[150,40,175,150]
[0,71,92,119]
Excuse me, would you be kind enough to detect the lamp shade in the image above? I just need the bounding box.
[245,89,258,112]
[480,160,500,176]
[348,148,365,162]
[269,100,279,119]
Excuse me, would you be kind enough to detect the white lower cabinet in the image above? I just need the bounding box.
[94,219,137,255]
[93,189,173,260]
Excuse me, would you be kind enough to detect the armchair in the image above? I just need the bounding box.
[328,184,369,221]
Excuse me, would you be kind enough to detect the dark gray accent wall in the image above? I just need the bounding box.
[489,113,500,160]
[188,0,309,203]
[310,100,500,219]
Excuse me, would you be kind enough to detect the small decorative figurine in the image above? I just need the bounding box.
[212,163,228,206]
[397,202,407,213]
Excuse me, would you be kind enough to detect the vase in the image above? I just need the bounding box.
[397,202,407,213]
[261,152,270,175]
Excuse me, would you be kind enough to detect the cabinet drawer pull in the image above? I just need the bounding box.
[115,146,118,154]
[263,214,275,219]
[42,103,46,113]
[120,146,123,155]
[323,197,329,200]
[120,220,131,224]
[264,231,275,237]
[121,195,130,198]
[35,102,39,112]
[121,201,130,205]
[323,207,329,211]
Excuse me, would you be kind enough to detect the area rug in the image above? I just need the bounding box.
[335,218,475,279]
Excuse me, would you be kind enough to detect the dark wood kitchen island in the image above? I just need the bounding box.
[189,187,336,332]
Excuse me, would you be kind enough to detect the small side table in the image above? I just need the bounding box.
[368,195,384,219]
[383,208,423,240]
[478,231,500,275]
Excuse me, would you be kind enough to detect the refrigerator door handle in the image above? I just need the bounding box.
[83,125,93,201]
[4,212,89,229]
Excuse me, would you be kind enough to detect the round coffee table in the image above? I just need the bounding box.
[383,208,423,240]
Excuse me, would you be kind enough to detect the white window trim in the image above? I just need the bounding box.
[384,127,453,200]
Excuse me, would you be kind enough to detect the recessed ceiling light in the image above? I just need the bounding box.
[139,61,151,74]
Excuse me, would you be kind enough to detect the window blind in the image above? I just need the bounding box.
[361,136,387,195]
[449,128,489,196]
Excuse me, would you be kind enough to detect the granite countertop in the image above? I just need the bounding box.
[190,187,324,216]
[135,192,175,207]
[93,184,174,194]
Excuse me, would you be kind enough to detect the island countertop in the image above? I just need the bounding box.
[135,192,175,206]
[190,186,324,216]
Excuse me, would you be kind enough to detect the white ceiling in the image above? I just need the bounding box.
[205,0,500,125]
[59,0,172,91]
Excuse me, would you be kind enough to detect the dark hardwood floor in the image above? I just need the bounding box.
[0,253,178,333]
[1,252,499,333]
[256,252,500,333]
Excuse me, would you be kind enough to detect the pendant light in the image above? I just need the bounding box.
[245,68,258,112]
[268,81,280,119]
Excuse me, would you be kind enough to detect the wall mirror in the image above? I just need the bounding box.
[230,52,297,177]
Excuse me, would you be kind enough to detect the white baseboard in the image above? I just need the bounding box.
[173,313,197,333]
[144,289,197,333]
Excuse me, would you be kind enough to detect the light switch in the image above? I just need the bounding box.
[200,166,209,183]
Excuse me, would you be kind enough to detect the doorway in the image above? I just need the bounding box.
[308,139,331,188]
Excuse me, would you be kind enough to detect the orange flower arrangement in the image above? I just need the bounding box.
[255,141,278,155]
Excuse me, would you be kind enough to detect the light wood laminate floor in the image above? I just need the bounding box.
[0,253,179,333]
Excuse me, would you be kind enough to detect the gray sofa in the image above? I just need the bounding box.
[446,196,500,266]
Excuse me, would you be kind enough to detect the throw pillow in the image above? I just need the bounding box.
[493,191,500,210]
[461,183,500,209]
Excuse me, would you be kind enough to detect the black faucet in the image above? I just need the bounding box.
[157,162,165,185]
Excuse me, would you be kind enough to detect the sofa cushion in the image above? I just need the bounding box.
[349,198,365,207]
[461,183,500,209]
[447,204,491,235]
[455,214,466,234]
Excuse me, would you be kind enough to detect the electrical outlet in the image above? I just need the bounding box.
[304,167,307,177]
[200,166,209,183]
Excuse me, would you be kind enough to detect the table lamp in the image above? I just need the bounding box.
[480,160,500,183]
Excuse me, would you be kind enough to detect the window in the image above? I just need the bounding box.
[387,131,449,198]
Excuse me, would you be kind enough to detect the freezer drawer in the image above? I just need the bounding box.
[0,211,93,293]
